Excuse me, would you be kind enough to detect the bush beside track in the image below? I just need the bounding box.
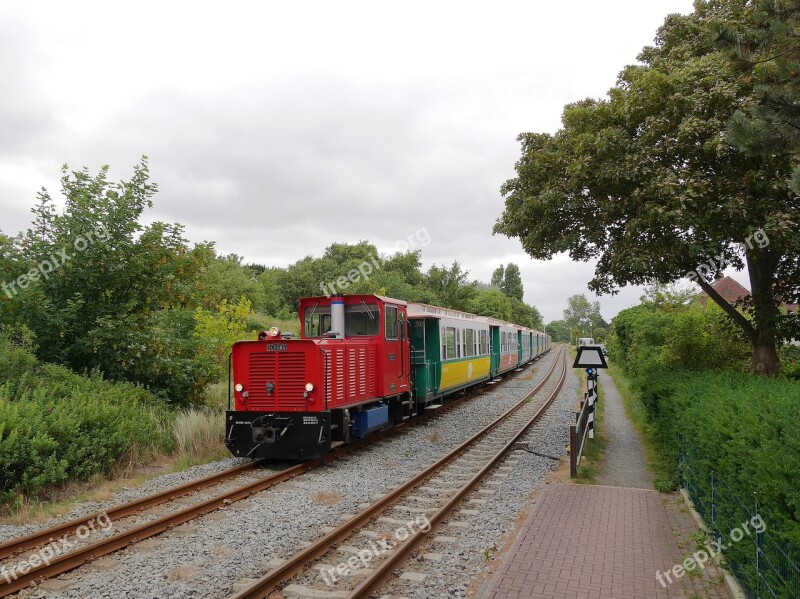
[609,297,800,595]
[651,371,800,541]
[0,334,174,507]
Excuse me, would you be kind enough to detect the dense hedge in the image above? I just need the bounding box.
[609,299,800,595]
[651,371,800,593]
[0,336,174,504]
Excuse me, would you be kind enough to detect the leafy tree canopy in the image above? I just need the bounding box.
[495,0,800,374]
[563,293,603,338]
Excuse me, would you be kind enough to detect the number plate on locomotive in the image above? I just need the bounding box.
[266,343,288,351]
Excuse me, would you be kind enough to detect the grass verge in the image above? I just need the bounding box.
[606,363,674,491]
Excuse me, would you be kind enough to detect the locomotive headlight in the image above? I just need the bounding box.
[305,382,314,392]
[234,383,244,393]
[268,326,281,338]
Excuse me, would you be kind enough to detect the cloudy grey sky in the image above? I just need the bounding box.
[1,0,698,323]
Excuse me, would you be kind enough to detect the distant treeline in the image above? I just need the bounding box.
[0,160,542,405]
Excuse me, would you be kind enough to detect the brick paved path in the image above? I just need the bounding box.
[482,483,731,599]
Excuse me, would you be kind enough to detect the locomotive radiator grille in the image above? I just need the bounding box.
[325,345,377,405]
[247,352,307,410]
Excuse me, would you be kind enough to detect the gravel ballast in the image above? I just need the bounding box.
[5,349,568,599]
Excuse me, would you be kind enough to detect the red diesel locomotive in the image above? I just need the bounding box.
[225,294,550,460]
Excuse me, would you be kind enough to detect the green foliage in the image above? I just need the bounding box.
[8,160,216,403]
[423,261,477,311]
[490,265,504,288]
[662,302,751,371]
[195,297,254,379]
[198,254,266,311]
[494,0,799,374]
[609,301,749,413]
[0,335,173,504]
[652,371,800,581]
[509,297,543,329]
[563,294,603,338]
[779,344,800,380]
[87,309,216,404]
[488,262,524,301]
[468,289,512,321]
[720,0,800,195]
[545,320,570,343]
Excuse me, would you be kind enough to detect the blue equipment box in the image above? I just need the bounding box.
[352,404,389,438]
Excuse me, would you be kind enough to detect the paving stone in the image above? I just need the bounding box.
[484,484,733,599]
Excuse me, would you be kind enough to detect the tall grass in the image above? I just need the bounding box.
[173,407,225,458]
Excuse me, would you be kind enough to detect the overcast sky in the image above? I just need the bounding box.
[1,0,699,323]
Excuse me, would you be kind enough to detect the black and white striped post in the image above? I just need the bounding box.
[570,346,608,477]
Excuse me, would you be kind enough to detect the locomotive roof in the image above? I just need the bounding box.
[301,294,408,306]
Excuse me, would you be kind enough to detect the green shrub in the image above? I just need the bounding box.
[610,301,751,414]
[780,345,800,380]
[652,370,800,587]
[0,335,173,504]
[662,302,750,372]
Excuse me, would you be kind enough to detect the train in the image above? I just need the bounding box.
[225,294,551,461]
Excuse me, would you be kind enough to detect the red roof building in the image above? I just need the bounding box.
[698,276,751,306]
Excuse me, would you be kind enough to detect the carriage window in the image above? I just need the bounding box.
[465,329,474,357]
[445,327,456,360]
[385,306,398,340]
[456,328,462,358]
[441,327,447,360]
[480,330,488,355]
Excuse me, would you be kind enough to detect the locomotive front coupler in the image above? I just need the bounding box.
[251,414,294,444]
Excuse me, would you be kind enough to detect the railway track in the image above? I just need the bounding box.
[0,351,552,597]
[230,346,567,599]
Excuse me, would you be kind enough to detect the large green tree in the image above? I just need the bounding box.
[10,160,216,401]
[545,319,570,343]
[563,294,603,338]
[494,0,799,375]
[501,263,525,301]
[721,0,800,194]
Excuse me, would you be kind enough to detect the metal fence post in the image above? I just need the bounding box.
[755,492,762,595]
[711,471,715,533]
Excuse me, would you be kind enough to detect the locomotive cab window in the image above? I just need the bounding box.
[345,303,379,336]
[303,303,379,337]
[385,306,399,340]
[304,306,332,337]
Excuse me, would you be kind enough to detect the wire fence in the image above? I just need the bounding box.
[679,435,800,599]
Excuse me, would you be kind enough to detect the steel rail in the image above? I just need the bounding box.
[349,349,567,598]
[0,350,551,596]
[230,346,565,599]
[0,461,259,561]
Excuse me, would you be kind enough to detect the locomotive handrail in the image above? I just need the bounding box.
[227,351,232,410]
